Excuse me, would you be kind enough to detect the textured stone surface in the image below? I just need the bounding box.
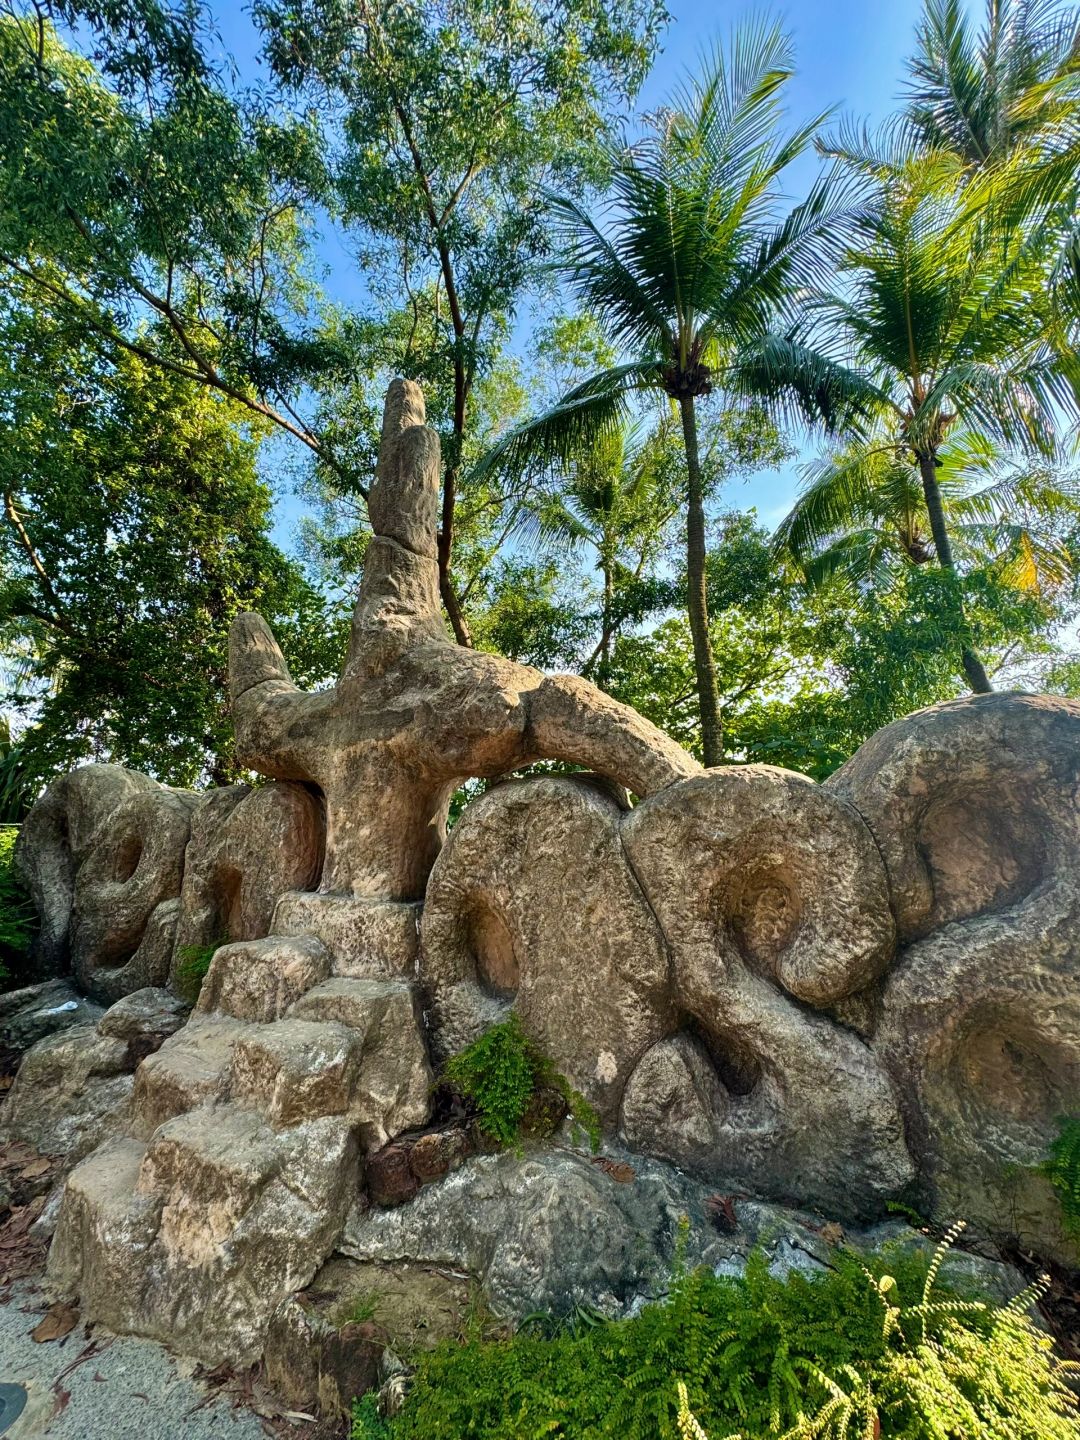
[421,775,672,1118]
[171,781,325,968]
[271,892,421,978]
[47,1106,358,1365]
[98,987,190,1063]
[830,693,1080,1264]
[288,978,433,1147]
[71,786,200,1000]
[229,1018,363,1128]
[620,767,910,1219]
[131,1015,247,1139]
[0,978,103,1075]
[0,1026,133,1161]
[15,764,158,976]
[229,380,699,903]
[196,933,332,1022]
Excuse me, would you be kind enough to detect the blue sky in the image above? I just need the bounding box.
[202,0,935,548]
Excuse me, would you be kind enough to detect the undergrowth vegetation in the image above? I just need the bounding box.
[0,824,34,986]
[173,939,222,1002]
[443,1014,601,1151]
[1043,1116,1080,1239]
[352,1228,1079,1440]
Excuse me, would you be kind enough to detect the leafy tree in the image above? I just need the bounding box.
[476,23,844,763]
[252,0,667,644]
[776,430,1080,597]
[741,146,1077,694]
[0,279,340,788]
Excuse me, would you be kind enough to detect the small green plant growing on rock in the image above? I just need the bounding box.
[1041,1115,1080,1238]
[0,825,34,986]
[174,940,222,1001]
[444,1014,600,1151]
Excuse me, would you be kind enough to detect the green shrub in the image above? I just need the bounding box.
[443,1014,600,1152]
[352,1229,1079,1440]
[174,939,222,1001]
[1042,1115,1080,1239]
[0,824,35,987]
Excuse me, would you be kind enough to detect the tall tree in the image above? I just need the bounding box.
[0,278,339,787]
[252,0,666,644]
[475,23,844,764]
[740,148,1077,693]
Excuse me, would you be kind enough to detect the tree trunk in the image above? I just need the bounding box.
[679,394,724,766]
[916,452,992,694]
[598,561,614,689]
[438,460,473,648]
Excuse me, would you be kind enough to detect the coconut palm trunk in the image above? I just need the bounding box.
[916,451,992,694]
[679,393,724,765]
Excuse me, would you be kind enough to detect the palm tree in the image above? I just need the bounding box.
[903,0,1080,171]
[473,22,846,765]
[775,431,1080,604]
[739,148,1077,693]
[528,420,681,687]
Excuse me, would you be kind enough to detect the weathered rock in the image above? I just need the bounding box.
[265,1257,469,1419]
[620,767,910,1219]
[619,1033,730,1172]
[271,893,420,978]
[171,782,325,968]
[0,1026,133,1161]
[15,764,158,976]
[421,776,673,1119]
[196,933,332,1023]
[70,786,200,1000]
[131,1015,247,1139]
[366,1141,420,1208]
[829,694,1080,1264]
[97,987,190,1064]
[230,1019,363,1128]
[229,381,699,903]
[366,1123,475,1207]
[47,1106,359,1364]
[0,979,103,1076]
[288,978,433,1148]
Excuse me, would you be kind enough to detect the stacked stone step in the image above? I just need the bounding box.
[46,895,433,1366]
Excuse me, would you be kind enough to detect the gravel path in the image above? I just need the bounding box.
[0,1281,269,1440]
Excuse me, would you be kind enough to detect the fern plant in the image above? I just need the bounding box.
[174,939,223,1001]
[1041,1115,1080,1239]
[443,1014,601,1151]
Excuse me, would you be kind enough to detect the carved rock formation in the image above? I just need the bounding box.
[828,692,1080,1264]
[228,379,700,902]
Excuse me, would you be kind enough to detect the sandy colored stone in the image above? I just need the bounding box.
[71,787,200,1000]
[619,1033,730,1171]
[421,775,673,1120]
[271,892,420,978]
[829,693,1080,1263]
[229,381,698,902]
[288,978,433,1148]
[620,767,910,1218]
[49,1104,359,1365]
[0,1026,133,1161]
[131,1015,248,1139]
[229,1019,363,1128]
[171,781,325,968]
[15,765,159,976]
[196,933,332,1023]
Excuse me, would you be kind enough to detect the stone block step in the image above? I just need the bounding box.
[196,934,332,1023]
[131,1015,249,1139]
[229,1019,362,1128]
[288,978,433,1149]
[271,892,420,979]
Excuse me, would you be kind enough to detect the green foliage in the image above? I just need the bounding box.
[1041,1115,1080,1238]
[353,1233,1079,1440]
[0,823,33,987]
[444,1015,601,1152]
[174,940,221,1002]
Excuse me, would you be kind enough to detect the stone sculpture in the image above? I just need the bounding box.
[0,379,1076,1386]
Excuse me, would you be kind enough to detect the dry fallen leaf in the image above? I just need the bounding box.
[819,1221,845,1246]
[18,1157,52,1180]
[31,1302,80,1343]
